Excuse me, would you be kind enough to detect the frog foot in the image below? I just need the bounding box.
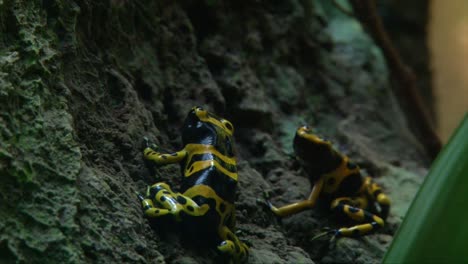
[258,188,273,210]
[143,136,159,151]
[311,227,336,241]
[218,240,235,253]
[218,240,249,264]
[259,190,283,222]
[136,191,145,202]
[255,189,271,209]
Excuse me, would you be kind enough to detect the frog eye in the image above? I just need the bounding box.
[222,120,234,133]
[194,107,208,118]
[297,125,311,135]
[193,106,206,115]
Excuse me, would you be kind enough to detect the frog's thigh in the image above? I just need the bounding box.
[364,176,391,219]
[175,193,210,216]
[331,197,384,237]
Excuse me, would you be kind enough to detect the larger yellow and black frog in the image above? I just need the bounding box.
[137,106,248,263]
[268,126,391,239]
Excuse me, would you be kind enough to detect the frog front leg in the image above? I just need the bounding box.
[329,196,384,237]
[217,225,249,264]
[268,177,324,217]
[138,182,210,220]
[144,145,187,165]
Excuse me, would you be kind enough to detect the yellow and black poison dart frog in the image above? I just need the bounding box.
[268,126,391,238]
[137,106,248,263]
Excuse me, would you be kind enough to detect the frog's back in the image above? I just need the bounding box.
[177,106,239,233]
[178,136,238,237]
[180,108,238,204]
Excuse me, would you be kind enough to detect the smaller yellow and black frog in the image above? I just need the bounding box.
[268,126,391,239]
[137,106,248,263]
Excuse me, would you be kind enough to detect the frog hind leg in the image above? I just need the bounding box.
[138,194,171,218]
[330,196,384,237]
[142,182,209,220]
[137,184,170,217]
[217,225,249,264]
[364,176,391,219]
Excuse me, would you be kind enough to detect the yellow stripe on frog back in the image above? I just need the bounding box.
[184,159,238,181]
[183,184,235,218]
[185,144,236,164]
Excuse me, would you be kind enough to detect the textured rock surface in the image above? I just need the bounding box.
[0,0,427,263]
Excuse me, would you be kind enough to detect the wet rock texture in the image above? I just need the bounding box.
[0,0,427,263]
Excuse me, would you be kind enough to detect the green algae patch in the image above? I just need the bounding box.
[0,1,82,262]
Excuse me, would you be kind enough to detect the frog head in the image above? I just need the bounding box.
[293,126,342,176]
[182,106,235,155]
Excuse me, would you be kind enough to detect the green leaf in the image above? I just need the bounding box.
[384,113,468,263]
